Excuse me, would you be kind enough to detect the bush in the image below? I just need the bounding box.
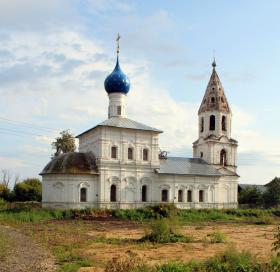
[13,178,42,201]
[204,247,261,272]
[0,198,7,210]
[205,231,227,243]
[156,261,202,272]
[269,255,280,271]
[273,225,280,256]
[112,204,178,221]
[139,213,193,243]
[105,256,154,272]
[251,216,274,225]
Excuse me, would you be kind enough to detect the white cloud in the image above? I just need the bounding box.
[0,0,78,30]
[0,26,278,184]
[0,156,27,169]
[20,145,50,155]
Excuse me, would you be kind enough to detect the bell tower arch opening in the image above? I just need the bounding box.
[220,149,227,166]
[209,115,215,131]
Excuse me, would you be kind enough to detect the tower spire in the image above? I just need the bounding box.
[198,61,230,114]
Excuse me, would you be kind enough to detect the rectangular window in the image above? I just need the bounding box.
[142,185,147,202]
[143,149,149,161]
[187,190,192,202]
[117,106,121,115]
[111,146,117,159]
[80,188,87,202]
[178,190,183,202]
[162,189,168,202]
[128,148,133,160]
[199,190,204,202]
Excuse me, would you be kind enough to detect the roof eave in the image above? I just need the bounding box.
[157,172,222,177]
[76,124,163,138]
[40,171,99,176]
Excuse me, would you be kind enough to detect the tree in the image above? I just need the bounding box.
[0,183,10,201]
[238,186,263,205]
[263,177,280,208]
[52,130,76,157]
[1,169,11,187]
[0,169,13,201]
[13,178,42,202]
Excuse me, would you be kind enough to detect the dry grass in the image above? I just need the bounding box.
[0,218,278,271]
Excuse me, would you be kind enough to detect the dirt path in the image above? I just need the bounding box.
[0,225,56,272]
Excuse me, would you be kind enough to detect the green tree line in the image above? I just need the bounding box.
[239,177,280,208]
[0,177,41,202]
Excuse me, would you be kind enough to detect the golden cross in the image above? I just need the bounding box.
[116,33,120,54]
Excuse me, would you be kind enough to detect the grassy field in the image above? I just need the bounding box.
[0,205,280,271]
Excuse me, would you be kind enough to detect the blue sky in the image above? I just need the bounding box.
[0,0,279,184]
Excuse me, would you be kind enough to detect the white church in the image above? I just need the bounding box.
[41,38,239,209]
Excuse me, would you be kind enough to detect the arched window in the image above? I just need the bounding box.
[200,152,203,158]
[161,189,168,202]
[110,184,117,202]
[199,190,204,202]
[220,149,227,166]
[178,190,183,202]
[187,190,192,202]
[211,97,215,103]
[80,188,87,202]
[128,147,133,160]
[142,185,147,202]
[143,149,149,161]
[111,146,117,159]
[222,116,226,131]
[200,117,204,132]
[209,115,215,131]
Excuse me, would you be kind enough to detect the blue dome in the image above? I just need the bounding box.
[104,57,130,94]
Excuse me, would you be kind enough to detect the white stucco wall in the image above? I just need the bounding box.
[42,174,99,209]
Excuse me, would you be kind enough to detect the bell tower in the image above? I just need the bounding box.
[193,60,238,173]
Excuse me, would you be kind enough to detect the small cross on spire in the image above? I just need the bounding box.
[212,50,216,69]
[116,33,121,55]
